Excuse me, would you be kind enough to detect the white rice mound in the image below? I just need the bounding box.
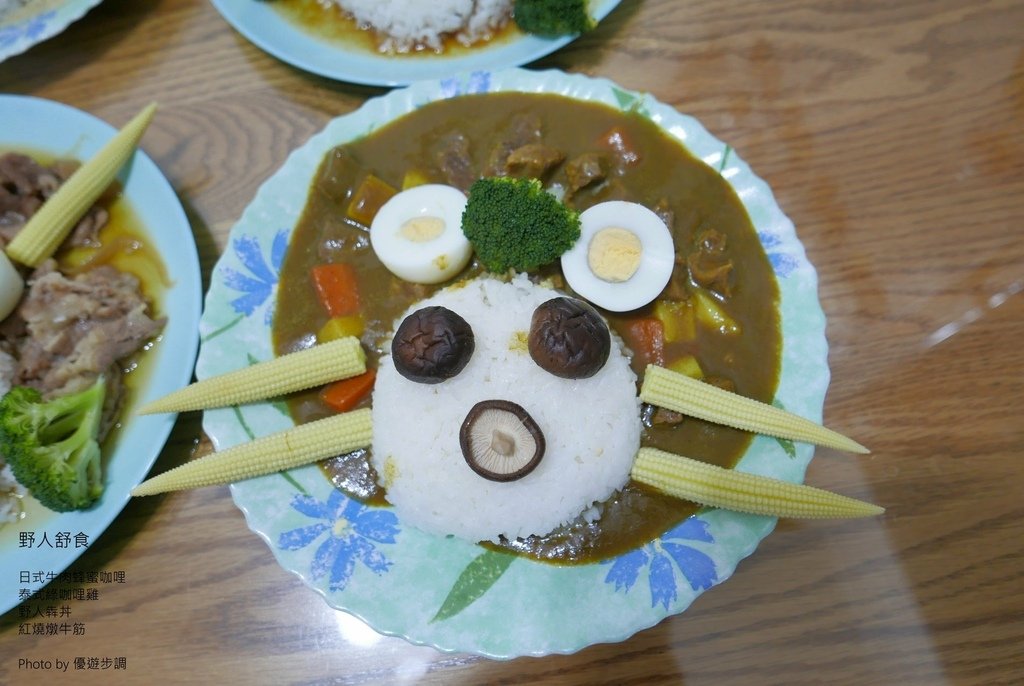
[334,0,512,53]
[371,274,641,544]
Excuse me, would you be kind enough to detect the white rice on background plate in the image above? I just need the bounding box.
[0,463,24,524]
[0,350,19,523]
[334,0,512,52]
[371,274,641,543]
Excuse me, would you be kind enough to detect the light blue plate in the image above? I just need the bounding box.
[204,68,830,658]
[209,0,621,87]
[0,0,104,63]
[0,96,202,617]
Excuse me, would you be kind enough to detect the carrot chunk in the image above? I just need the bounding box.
[319,369,376,413]
[597,125,641,167]
[621,318,665,368]
[311,263,361,317]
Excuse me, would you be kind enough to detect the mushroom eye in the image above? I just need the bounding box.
[527,297,611,379]
[391,305,475,384]
[460,400,545,481]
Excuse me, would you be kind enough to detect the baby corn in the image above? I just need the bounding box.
[641,364,868,454]
[6,103,157,267]
[632,447,883,518]
[139,337,366,414]
[131,408,373,497]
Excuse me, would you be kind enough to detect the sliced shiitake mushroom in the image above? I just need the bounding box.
[392,305,474,384]
[459,400,545,482]
[528,297,611,379]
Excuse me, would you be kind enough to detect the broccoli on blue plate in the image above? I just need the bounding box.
[0,376,106,512]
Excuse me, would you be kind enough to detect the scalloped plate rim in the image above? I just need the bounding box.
[0,0,105,63]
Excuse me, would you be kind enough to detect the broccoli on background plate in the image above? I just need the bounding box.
[514,0,596,37]
[0,376,106,512]
[461,177,581,273]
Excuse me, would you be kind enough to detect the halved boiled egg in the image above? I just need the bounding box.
[560,200,675,312]
[369,184,472,284]
[0,250,24,321]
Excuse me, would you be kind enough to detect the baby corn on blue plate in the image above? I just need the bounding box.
[0,96,201,618]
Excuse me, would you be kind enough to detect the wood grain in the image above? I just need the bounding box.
[2,0,1023,683]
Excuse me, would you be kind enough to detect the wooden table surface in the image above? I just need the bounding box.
[2,0,1022,683]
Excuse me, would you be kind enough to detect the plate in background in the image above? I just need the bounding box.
[209,0,621,87]
[0,0,104,63]
[0,96,202,617]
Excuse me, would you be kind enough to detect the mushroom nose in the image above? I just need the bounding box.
[459,399,546,482]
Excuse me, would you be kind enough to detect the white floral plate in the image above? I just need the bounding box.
[0,0,103,63]
[208,0,620,87]
[202,68,829,658]
[0,95,202,617]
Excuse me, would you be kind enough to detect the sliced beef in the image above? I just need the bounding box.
[14,261,165,402]
[0,153,58,198]
[66,206,109,248]
[0,305,26,348]
[0,153,52,241]
[0,349,15,397]
[434,132,476,191]
[0,152,109,249]
[504,143,565,179]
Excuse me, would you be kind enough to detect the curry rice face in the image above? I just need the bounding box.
[272,92,781,563]
[372,275,642,543]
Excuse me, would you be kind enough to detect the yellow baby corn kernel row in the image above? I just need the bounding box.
[641,364,868,454]
[6,103,157,268]
[139,336,366,414]
[632,447,883,518]
[131,408,373,497]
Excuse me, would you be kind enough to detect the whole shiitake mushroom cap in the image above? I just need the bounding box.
[392,306,474,384]
[528,297,611,379]
[460,400,545,482]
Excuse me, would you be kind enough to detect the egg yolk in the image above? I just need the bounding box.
[587,227,642,282]
[400,216,445,242]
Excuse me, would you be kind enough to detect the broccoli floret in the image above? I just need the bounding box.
[461,177,581,273]
[513,0,595,36]
[0,376,106,512]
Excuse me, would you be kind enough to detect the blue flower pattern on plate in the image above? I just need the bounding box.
[278,490,399,592]
[440,71,492,99]
[220,229,288,323]
[603,517,718,609]
[0,11,56,48]
[758,231,799,278]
